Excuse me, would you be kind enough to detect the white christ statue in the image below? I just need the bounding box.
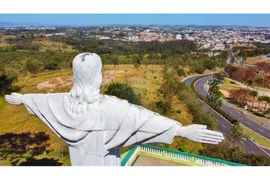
[5,52,224,166]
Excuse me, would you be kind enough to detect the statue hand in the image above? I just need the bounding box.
[177,124,224,144]
[5,92,23,105]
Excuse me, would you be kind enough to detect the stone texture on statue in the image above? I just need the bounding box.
[5,52,224,166]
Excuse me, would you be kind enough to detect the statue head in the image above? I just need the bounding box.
[69,52,103,105]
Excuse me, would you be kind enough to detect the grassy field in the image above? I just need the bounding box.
[245,55,270,65]
[0,35,77,53]
[0,35,15,48]
[32,39,77,52]
[0,64,204,165]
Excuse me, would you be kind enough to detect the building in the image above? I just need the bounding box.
[184,33,189,39]
[176,34,182,40]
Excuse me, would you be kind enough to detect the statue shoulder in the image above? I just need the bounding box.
[25,92,68,105]
[101,95,130,113]
[47,92,69,99]
[102,95,129,104]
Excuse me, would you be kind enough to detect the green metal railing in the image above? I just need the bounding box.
[121,144,245,166]
[121,145,139,166]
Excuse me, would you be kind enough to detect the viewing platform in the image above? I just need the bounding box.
[121,144,245,166]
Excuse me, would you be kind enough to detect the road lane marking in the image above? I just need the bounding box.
[240,141,244,145]
[247,137,270,157]
[258,129,265,133]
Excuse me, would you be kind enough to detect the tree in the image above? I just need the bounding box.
[207,79,222,108]
[203,59,216,70]
[249,90,258,108]
[177,83,218,130]
[0,64,20,96]
[224,64,238,77]
[26,59,43,75]
[258,96,264,111]
[214,72,226,82]
[242,52,247,66]
[193,65,206,74]
[228,122,244,145]
[177,68,186,77]
[105,83,140,105]
[133,54,143,69]
[157,66,180,115]
[112,55,119,67]
[254,77,263,86]
[259,96,270,113]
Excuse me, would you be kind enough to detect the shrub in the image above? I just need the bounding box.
[193,66,206,74]
[177,68,186,77]
[203,59,216,70]
[105,83,140,105]
[26,59,43,74]
[155,100,170,115]
[176,110,181,114]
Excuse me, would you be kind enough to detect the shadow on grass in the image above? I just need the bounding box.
[18,158,62,166]
[0,132,51,165]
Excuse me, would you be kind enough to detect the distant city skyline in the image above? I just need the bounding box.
[0,14,270,27]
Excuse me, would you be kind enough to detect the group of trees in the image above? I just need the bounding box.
[155,65,180,115]
[104,83,141,105]
[206,79,222,108]
[199,139,270,166]
[0,51,78,76]
[0,34,229,80]
[0,63,20,96]
[235,44,270,57]
[224,64,270,89]
[229,89,270,115]
[55,36,198,56]
[178,82,219,130]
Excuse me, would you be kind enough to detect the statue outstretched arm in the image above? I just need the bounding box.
[176,124,224,144]
[5,92,24,105]
[5,92,39,115]
[121,103,224,147]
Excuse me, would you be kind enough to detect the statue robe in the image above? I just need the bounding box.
[23,93,182,166]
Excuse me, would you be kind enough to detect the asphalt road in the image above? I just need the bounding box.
[182,75,270,157]
[195,77,270,140]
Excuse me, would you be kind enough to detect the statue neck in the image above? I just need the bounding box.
[64,84,101,114]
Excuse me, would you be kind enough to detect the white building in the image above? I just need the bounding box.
[176,34,182,40]
[184,33,189,39]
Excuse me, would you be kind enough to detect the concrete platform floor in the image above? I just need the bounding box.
[132,155,186,166]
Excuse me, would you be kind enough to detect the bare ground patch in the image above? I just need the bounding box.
[37,70,124,91]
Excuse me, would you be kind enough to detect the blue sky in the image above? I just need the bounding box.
[0,14,270,27]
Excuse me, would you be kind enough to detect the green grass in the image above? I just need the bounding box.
[33,39,77,53]
[0,97,7,112]
[223,78,232,85]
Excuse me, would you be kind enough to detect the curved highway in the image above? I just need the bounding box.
[182,74,270,157]
[195,77,270,140]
